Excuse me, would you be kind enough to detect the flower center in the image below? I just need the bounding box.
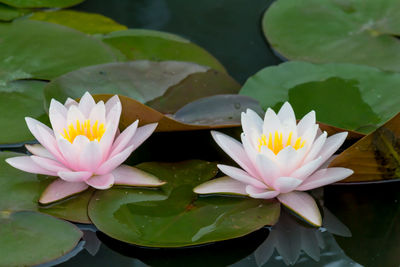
[61,119,105,143]
[258,131,305,154]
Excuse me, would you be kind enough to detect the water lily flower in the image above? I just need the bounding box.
[194,102,353,226]
[6,92,165,204]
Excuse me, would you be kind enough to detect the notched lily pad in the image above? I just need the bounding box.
[240,61,400,135]
[0,19,118,82]
[330,112,400,182]
[29,10,127,34]
[263,0,400,72]
[88,160,280,247]
[0,211,82,267]
[102,29,226,72]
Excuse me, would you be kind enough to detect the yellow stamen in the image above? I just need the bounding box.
[257,131,305,154]
[61,119,105,143]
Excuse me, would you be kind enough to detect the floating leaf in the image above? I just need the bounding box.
[0,80,47,145]
[263,0,400,72]
[0,152,92,223]
[102,29,226,72]
[330,112,400,182]
[0,0,85,8]
[0,211,82,266]
[0,3,30,21]
[30,10,127,34]
[0,20,118,82]
[240,61,400,134]
[88,160,280,247]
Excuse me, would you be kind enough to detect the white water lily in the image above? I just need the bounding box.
[6,92,165,204]
[194,102,353,226]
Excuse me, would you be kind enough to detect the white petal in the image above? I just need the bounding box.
[67,104,85,125]
[126,123,158,151]
[193,176,248,195]
[6,156,56,176]
[246,185,279,199]
[297,168,354,191]
[31,156,70,173]
[58,171,93,182]
[276,146,306,175]
[262,108,282,134]
[217,164,267,189]
[273,177,302,193]
[79,141,103,171]
[211,131,258,178]
[49,99,68,136]
[35,123,65,164]
[255,153,280,187]
[78,92,96,117]
[318,132,347,163]
[112,165,165,186]
[99,102,121,157]
[300,124,319,151]
[277,191,322,226]
[110,120,138,158]
[304,132,327,164]
[290,156,323,181]
[88,101,106,124]
[39,179,88,204]
[25,144,55,160]
[86,173,114,189]
[64,97,78,108]
[241,109,263,138]
[296,111,316,136]
[277,102,296,132]
[105,95,121,115]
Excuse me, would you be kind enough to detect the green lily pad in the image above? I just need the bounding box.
[88,160,280,247]
[0,80,47,145]
[263,0,400,72]
[0,211,82,266]
[30,10,127,34]
[102,29,226,73]
[0,3,30,21]
[240,61,400,134]
[0,0,85,8]
[0,152,92,223]
[0,19,118,82]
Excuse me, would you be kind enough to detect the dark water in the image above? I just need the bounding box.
[34,1,400,266]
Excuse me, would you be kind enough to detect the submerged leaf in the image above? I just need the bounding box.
[330,112,400,182]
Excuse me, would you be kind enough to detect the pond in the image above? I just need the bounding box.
[0,0,399,266]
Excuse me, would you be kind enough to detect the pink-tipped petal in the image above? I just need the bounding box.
[273,176,302,193]
[88,101,106,124]
[262,108,282,134]
[58,171,93,182]
[297,168,354,191]
[86,173,114,189]
[255,153,280,187]
[290,156,323,181]
[211,131,258,178]
[318,132,348,163]
[193,176,248,195]
[277,191,322,227]
[217,164,267,189]
[296,111,316,136]
[110,120,139,158]
[99,103,121,156]
[304,132,327,164]
[5,156,56,176]
[57,138,82,170]
[39,179,88,204]
[241,109,263,137]
[78,92,96,117]
[126,123,158,151]
[245,185,279,199]
[276,146,306,175]
[79,141,103,171]
[64,97,78,108]
[35,123,65,163]
[105,95,121,115]
[96,145,134,175]
[112,165,165,187]
[31,156,70,173]
[25,144,55,160]
[67,104,85,126]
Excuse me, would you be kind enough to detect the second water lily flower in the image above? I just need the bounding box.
[194,102,353,226]
[6,92,165,204]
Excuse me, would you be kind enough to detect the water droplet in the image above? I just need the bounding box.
[234,103,241,109]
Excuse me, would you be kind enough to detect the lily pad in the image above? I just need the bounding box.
[0,80,47,145]
[44,61,209,108]
[0,19,118,82]
[88,160,280,247]
[0,211,82,267]
[330,112,400,182]
[30,10,127,34]
[0,0,85,8]
[240,61,400,134]
[263,0,400,72]
[102,29,226,72]
[0,3,30,21]
[0,151,92,223]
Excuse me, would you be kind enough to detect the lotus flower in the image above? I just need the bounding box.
[194,102,353,226]
[6,92,165,204]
